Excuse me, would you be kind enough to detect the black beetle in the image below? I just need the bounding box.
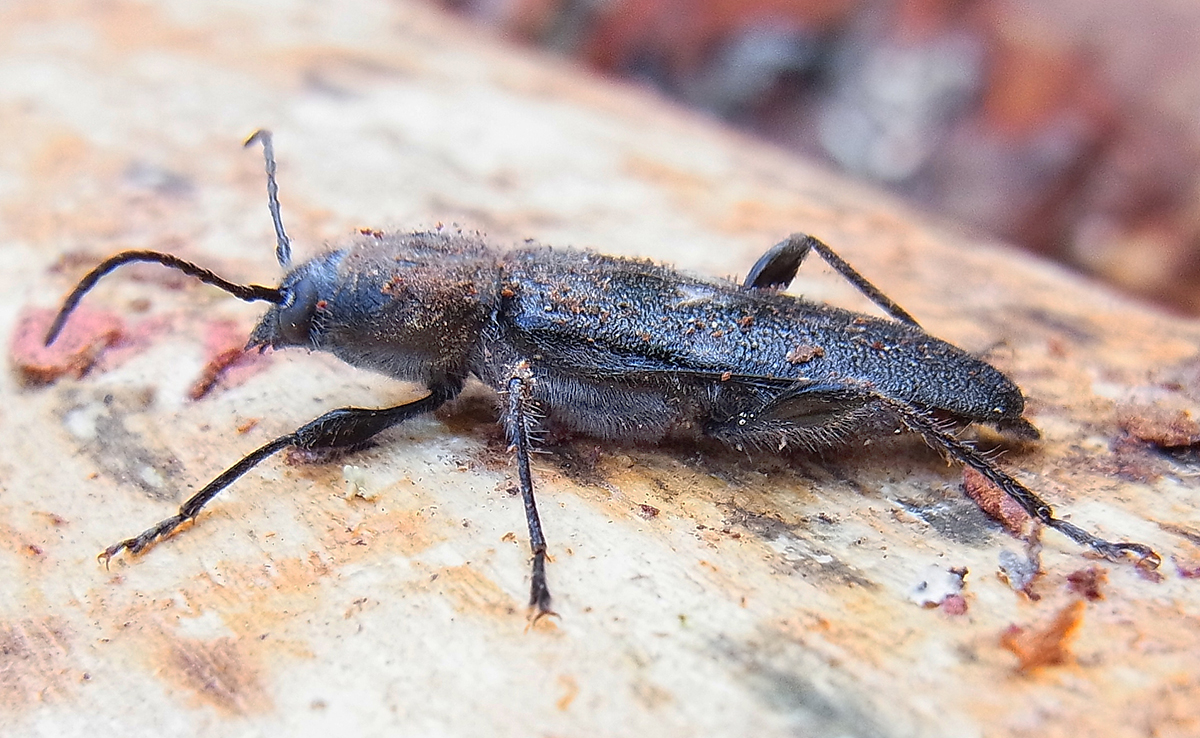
[46,132,1159,619]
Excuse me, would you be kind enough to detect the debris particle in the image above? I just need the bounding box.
[637,503,660,520]
[236,418,260,434]
[909,565,967,608]
[998,529,1043,599]
[963,467,1031,536]
[35,512,68,527]
[342,465,379,501]
[940,594,968,616]
[785,344,824,365]
[138,464,166,489]
[189,347,247,400]
[1000,600,1085,672]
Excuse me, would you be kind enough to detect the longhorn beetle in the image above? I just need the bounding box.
[46,132,1160,620]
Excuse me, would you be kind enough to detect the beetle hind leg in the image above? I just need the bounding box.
[705,377,1161,569]
[744,234,921,327]
[876,393,1161,569]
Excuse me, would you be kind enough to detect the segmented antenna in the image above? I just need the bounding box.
[244,129,293,268]
[44,250,284,346]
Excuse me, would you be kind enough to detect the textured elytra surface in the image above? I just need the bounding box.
[2,2,1200,737]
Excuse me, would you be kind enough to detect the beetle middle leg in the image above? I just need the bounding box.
[744,234,920,327]
[503,368,557,622]
[99,382,460,564]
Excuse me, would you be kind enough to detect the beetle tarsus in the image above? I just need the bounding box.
[1047,519,1162,568]
[98,512,191,566]
[527,546,558,624]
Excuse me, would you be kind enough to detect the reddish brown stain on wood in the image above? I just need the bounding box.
[0,617,76,710]
[1000,599,1086,672]
[420,564,521,620]
[187,319,271,401]
[555,675,580,711]
[1066,567,1106,601]
[10,308,124,386]
[158,636,269,715]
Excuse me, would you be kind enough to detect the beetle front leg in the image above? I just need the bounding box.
[99,384,459,565]
[504,368,557,623]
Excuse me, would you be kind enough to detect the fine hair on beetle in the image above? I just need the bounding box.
[46,131,1161,620]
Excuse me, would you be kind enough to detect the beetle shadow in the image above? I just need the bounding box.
[431,383,1027,552]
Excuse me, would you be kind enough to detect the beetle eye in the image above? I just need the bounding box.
[276,276,320,345]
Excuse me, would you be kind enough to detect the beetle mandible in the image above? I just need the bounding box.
[45,131,1160,620]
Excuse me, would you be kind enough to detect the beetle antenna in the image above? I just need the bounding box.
[244,129,292,268]
[44,250,284,346]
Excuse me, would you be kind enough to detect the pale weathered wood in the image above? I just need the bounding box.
[2,2,1198,737]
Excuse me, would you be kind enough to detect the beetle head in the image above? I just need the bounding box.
[245,250,346,351]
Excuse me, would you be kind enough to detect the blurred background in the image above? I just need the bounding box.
[435,0,1200,315]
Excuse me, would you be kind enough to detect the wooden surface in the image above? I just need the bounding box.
[2,2,1199,736]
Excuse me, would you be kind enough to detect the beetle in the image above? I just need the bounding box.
[46,132,1160,619]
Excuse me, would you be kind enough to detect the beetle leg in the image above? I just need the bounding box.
[706,380,877,452]
[874,393,1162,569]
[504,369,557,623]
[744,234,921,327]
[710,377,1160,569]
[98,383,459,565]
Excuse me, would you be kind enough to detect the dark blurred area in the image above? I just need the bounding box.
[434,0,1200,315]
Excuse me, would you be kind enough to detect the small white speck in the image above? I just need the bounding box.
[64,407,99,440]
[138,465,165,489]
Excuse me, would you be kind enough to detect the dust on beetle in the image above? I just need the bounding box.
[44,131,1161,621]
